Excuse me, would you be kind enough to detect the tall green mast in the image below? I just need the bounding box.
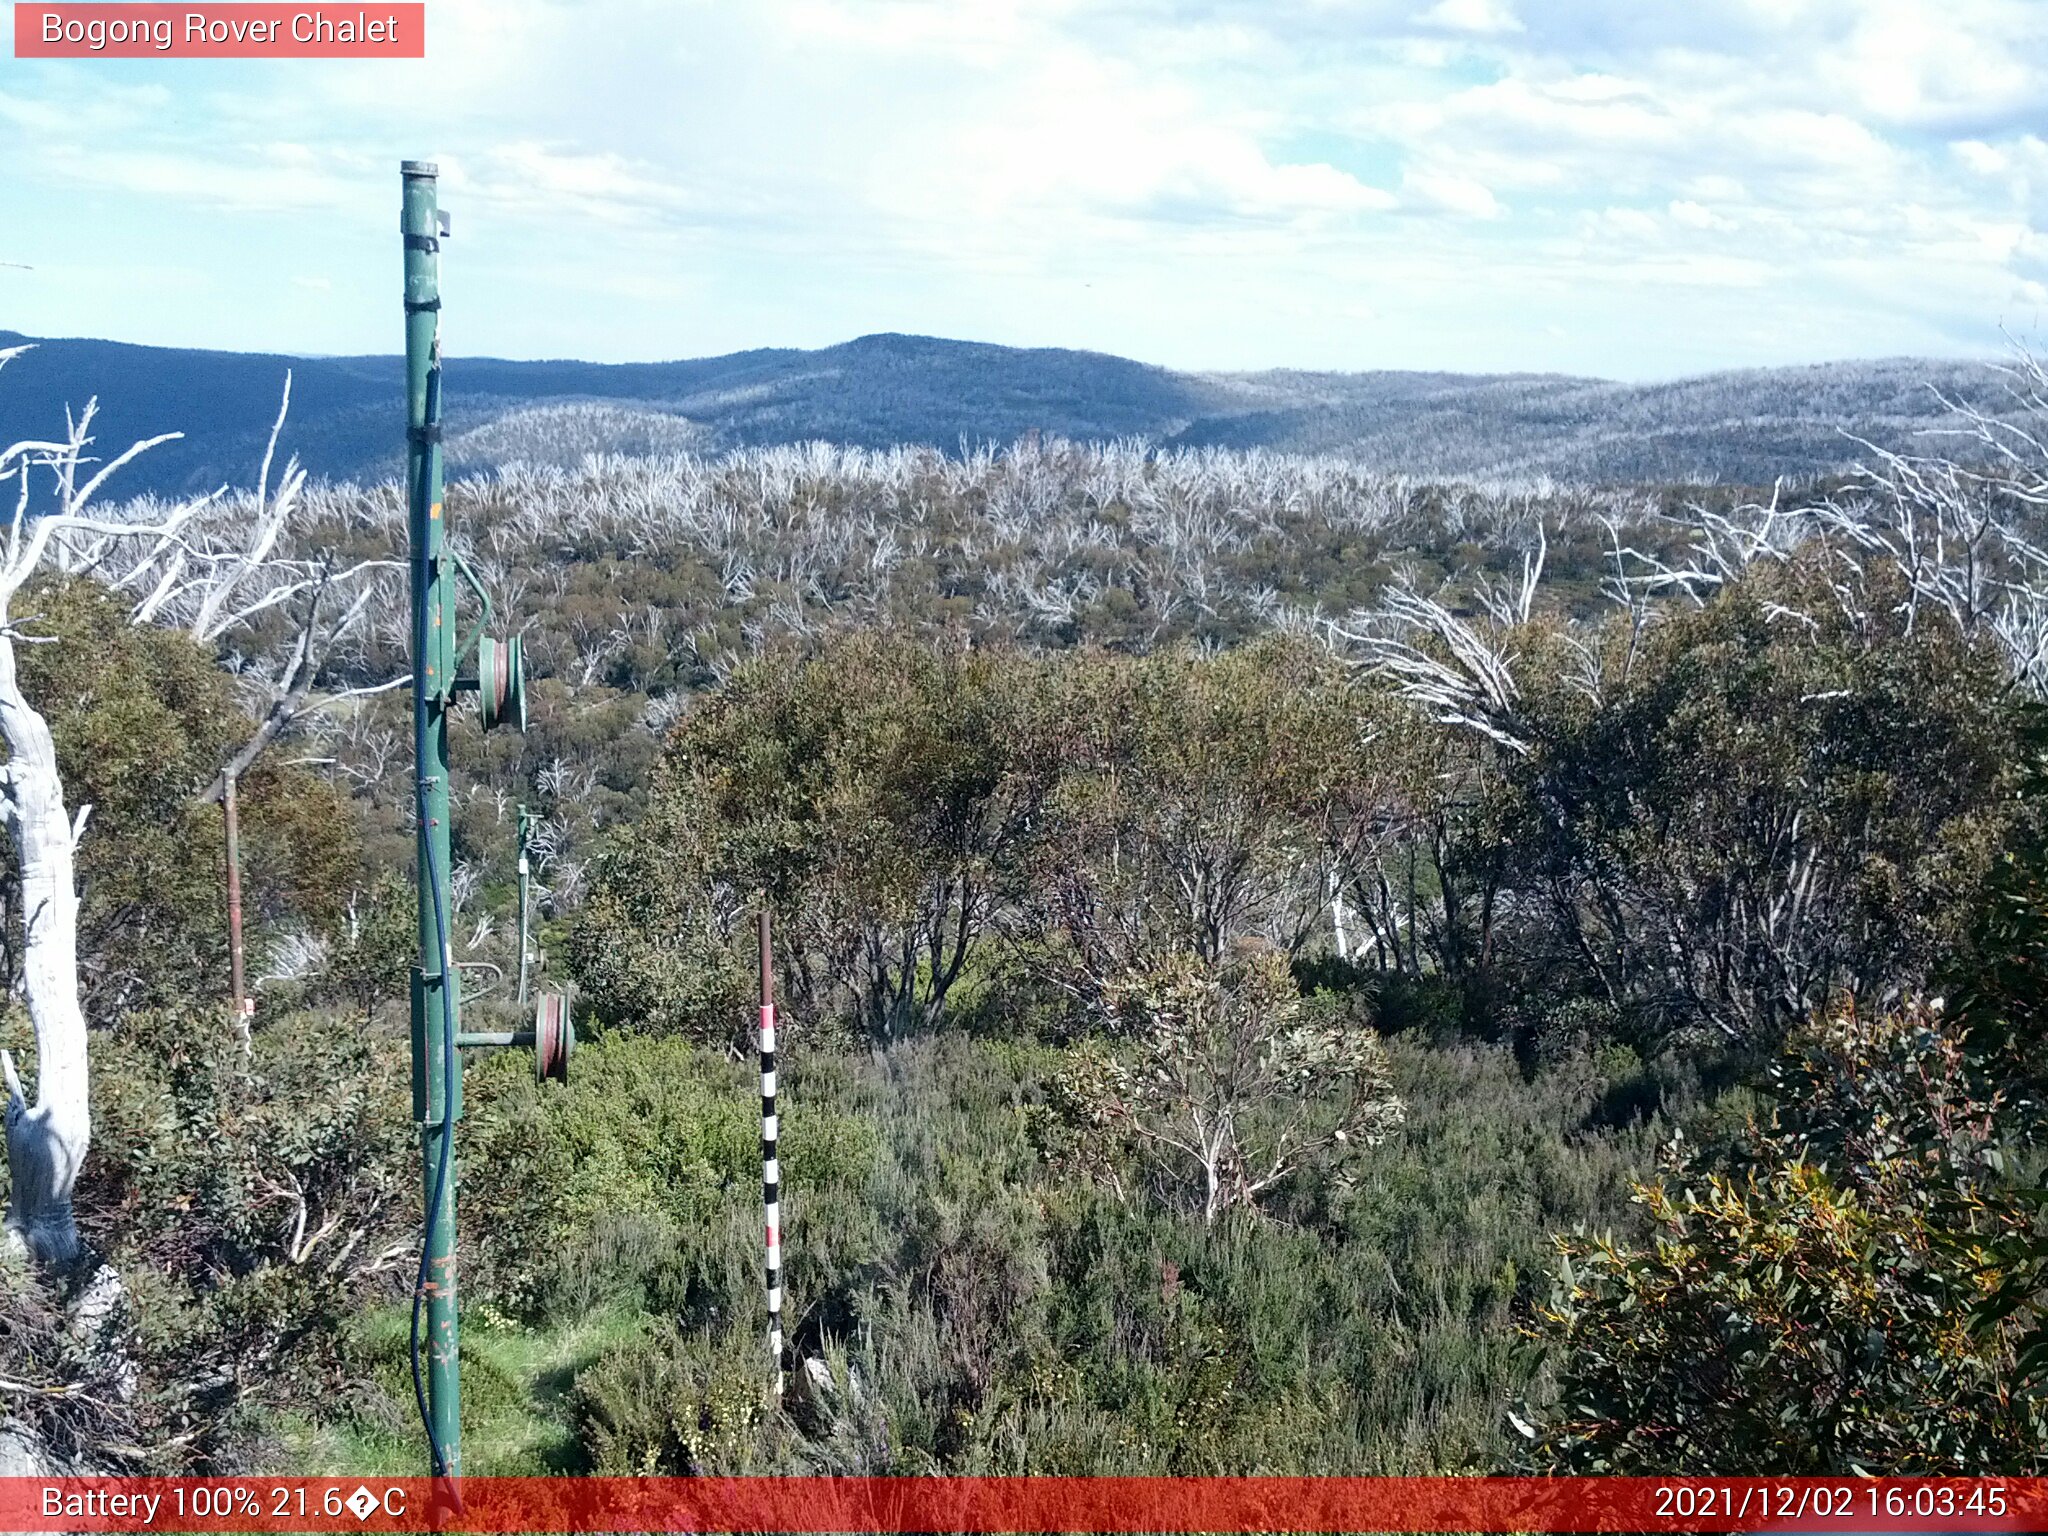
[402,158,462,1481]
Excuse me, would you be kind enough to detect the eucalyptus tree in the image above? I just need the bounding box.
[79,379,405,802]
[0,348,215,1264]
[1011,638,1399,1013]
[1332,355,2048,1052]
[1089,947,1405,1226]
[577,631,1050,1042]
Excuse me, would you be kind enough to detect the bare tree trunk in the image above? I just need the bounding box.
[0,627,88,1269]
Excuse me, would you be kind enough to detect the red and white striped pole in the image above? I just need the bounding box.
[758,911,784,1402]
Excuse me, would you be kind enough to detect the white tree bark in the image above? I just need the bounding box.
[0,346,331,1268]
[0,780,86,1265]
[0,567,94,1271]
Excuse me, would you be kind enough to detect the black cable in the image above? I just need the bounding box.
[409,819,458,1482]
[407,357,458,1487]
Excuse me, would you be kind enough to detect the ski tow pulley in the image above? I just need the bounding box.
[477,634,526,732]
[533,991,573,1085]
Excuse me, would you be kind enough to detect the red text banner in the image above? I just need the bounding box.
[0,1476,2039,1533]
[14,4,425,57]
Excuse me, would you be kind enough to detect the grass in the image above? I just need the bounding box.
[267,1304,645,1476]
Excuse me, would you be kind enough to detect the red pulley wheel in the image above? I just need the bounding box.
[478,634,527,733]
[534,991,573,1084]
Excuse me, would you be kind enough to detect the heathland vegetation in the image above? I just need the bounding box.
[5,346,2048,1475]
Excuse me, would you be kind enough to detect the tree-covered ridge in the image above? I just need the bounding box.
[0,327,2029,497]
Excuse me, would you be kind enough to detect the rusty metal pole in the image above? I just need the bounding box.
[759,910,784,1401]
[223,770,249,1039]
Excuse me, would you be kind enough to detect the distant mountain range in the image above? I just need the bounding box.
[0,328,2023,496]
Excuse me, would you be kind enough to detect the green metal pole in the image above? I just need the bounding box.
[402,158,461,1481]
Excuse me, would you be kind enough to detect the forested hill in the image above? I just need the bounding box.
[0,326,2016,496]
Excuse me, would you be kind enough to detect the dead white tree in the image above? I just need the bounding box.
[0,347,221,1265]
[0,351,403,1255]
[108,376,408,804]
[1599,348,2048,692]
[85,378,405,1028]
[1327,534,1543,759]
[1096,949,1405,1225]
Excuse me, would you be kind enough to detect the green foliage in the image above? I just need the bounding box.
[0,576,358,1019]
[1505,562,2014,1053]
[1950,702,2048,1071]
[22,444,2034,1480]
[573,633,1047,1042]
[1013,640,1397,1011]
[460,1032,880,1317]
[80,1007,412,1467]
[1522,1004,2043,1473]
[313,870,417,1024]
[576,634,1393,1044]
[1944,702,2048,1386]
[565,790,752,1045]
[540,593,2041,1475]
[1074,949,1403,1223]
[567,1324,779,1474]
[407,1026,1662,1476]
[582,588,2013,1068]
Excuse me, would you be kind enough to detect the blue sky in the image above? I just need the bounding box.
[1,0,2044,377]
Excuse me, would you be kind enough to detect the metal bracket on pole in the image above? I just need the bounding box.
[445,544,492,675]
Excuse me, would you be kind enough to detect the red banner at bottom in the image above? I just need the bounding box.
[0,1476,2038,1533]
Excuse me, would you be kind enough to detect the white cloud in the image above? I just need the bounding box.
[1685,175,1751,202]
[1954,140,2011,177]
[448,143,720,228]
[30,141,375,214]
[1587,207,1663,240]
[0,0,2038,374]
[1668,199,1736,231]
[1817,2,2045,130]
[1415,0,1524,34]
[1604,253,1771,289]
[1378,71,1680,169]
[1402,170,1503,218]
[862,43,1398,244]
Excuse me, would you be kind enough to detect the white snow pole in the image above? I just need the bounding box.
[758,910,784,1401]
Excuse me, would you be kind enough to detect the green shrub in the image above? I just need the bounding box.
[1504,561,2015,1053]
[79,1007,411,1467]
[569,1323,779,1474]
[572,634,1049,1042]
[1521,1004,2044,1473]
[2,576,359,1020]
[1069,951,1404,1225]
[460,1032,880,1318]
[519,1032,1658,1477]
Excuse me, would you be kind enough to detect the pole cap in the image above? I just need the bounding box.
[401,159,440,177]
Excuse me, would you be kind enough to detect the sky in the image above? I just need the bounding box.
[0,0,2044,378]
